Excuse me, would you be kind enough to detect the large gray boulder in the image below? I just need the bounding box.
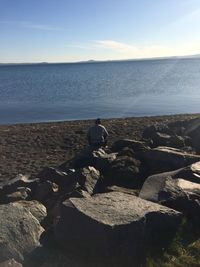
[103,155,142,189]
[139,146,200,175]
[139,162,200,220]
[55,192,181,267]
[0,202,45,263]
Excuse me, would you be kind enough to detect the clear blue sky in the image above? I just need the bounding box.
[1,0,200,62]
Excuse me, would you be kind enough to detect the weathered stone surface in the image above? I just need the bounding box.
[0,203,44,262]
[139,146,200,175]
[13,201,47,223]
[103,155,142,188]
[37,167,77,193]
[140,163,200,219]
[55,192,181,267]
[72,147,117,172]
[105,185,138,196]
[76,166,101,195]
[4,187,31,203]
[0,259,23,267]
[173,161,200,183]
[111,139,149,152]
[151,132,185,148]
[142,124,173,140]
[91,149,117,172]
[0,175,39,201]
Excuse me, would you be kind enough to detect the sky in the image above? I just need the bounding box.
[1,0,200,63]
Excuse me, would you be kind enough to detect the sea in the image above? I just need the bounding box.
[0,58,200,125]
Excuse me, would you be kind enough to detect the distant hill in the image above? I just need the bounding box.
[1,54,200,66]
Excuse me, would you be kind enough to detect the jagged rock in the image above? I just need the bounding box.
[13,201,47,223]
[140,162,200,220]
[111,139,149,152]
[0,259,23,267]
[103,155,142,188]
[37,167,77,193]
[4,187,31,203]
[55,192,181,267]
[172,161,200,183]
[91,149,117,172]
[0,175,39,201]
[72,147,117,172]
[151,132,185,148]
[34,181,58,202]
[142,124,173,140]
[139,146,200,175]
[76,166,101,195]
[0,202,44,262]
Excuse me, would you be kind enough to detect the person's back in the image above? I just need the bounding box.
[87,118,108,148]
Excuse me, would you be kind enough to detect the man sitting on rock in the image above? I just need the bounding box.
[87,118,108,149]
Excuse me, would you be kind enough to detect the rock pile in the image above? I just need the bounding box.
[1,117,200,267]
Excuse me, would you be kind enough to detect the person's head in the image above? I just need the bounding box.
[95,118,101,125]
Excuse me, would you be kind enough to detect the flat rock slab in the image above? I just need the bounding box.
[55,192,181,266]
[140,146,200,175]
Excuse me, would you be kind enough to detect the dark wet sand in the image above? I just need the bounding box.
[0,114,199,182]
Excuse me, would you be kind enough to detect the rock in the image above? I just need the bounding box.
[13,201,47,223]
[139,163,200,220]
[91,148,117,173]
[76,166,101,195]
[4,187,31,203]
[72,147,117,172]
[0,259,23,267]
[37,167,77,193]
[139,146,200,175]
[142,124,173,140]
[172,161,200,184]
[34,181,58,202]
[151,132,185,148]
[111,139,149,152]
[0,202,44,262]
[55,192,181,267]
[103,155,142,188]
[105,185,139,196]
[69,187,91,198]
[0,175,39,201]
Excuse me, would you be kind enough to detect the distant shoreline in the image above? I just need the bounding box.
[1,54,200,66]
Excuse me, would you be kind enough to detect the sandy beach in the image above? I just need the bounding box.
[0,113,199,183]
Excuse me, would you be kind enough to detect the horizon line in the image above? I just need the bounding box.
[1,53,200,65]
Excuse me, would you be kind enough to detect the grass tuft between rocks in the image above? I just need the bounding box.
[146,218,200,267]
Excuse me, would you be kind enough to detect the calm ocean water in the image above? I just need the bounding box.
[0,58,200,124]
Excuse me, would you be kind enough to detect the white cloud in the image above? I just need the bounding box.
[96,40,139,53]
[67,39,200,61]
[95,40,200,58]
